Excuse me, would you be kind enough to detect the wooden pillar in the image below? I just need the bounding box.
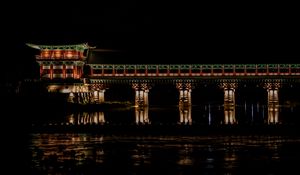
[90,68,93,76]
[63,64,66,79]
[73,65,77,78]
[50,64,53,79]
[220,82,237,125]
[39,63,43,78]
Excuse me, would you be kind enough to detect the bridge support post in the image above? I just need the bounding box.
[176,82,192,106]
[79,85,90,104]
[68,92,75,103]
[264,81,280,124]
[176,81,193,125]
[91,83,106,104]
[72,85,83,104]
[98,90,105,104]
[220,82,237,124]
[132,82,151,107]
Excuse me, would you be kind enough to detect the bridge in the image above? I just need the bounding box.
[26,43,300,124]
[88,64,300,78]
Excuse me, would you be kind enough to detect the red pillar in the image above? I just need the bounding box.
[233,65,236,76]
[101,66,104,76]
[90,67,93,76]
[200,65,203,76]
[50,64,53,79]
[255,65,258,75]
[73,50,77,59]
[80,51,84,59]
[63,64,66,79]
[145,65,148,76]
[40,63,43,78]
[77,67,81,78]
[222,65,224,76]
[73,65,77,78]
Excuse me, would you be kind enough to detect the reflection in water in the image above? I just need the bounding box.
[223,151,237,170]
[43,96,299,127]
[135,106,150,124]
[29,134,300,174]
[224,103,236,125]
[58,102,288,127]
[61,103,287,126]
[179,104,192,125]
[268,104,279,124]
[208,104,212,125]
[68,111,105,125]
[30,134,104,174]
[177,144,193,166]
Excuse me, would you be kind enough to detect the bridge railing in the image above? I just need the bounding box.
[87,64,300,77]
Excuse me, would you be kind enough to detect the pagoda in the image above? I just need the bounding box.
[26,43,92,79]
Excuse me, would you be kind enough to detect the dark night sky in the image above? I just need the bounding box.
[1,1,300,80]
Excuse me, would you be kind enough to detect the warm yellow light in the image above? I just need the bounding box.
[43,50,50,57]
[55,50,61,58]
[66,51,73,58]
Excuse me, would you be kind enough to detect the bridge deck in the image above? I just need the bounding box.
[88,64,300,78]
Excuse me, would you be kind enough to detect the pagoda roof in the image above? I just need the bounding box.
[26,43,94,50]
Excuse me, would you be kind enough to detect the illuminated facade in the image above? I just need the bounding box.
[27,43,300,125]
[27,43,91,79]
[27,43,300,80]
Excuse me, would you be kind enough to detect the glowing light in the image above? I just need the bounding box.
[54,50,61,58]
[135,106,150,124]
[177,157,193,165]
[66,51,73,58]
[60,88,71,93]
[42,50,50,57]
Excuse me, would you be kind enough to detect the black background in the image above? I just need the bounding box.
[1,1,300,81]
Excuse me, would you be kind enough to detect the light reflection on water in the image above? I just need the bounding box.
[28,98,300,174]
[29,134,300,174]
[68,111,105,125]
[47,103,300,127]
